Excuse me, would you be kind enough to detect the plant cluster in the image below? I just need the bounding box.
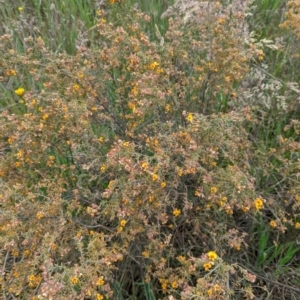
[1,0,300,299]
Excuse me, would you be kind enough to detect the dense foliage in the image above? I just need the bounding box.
[1,0,300,299]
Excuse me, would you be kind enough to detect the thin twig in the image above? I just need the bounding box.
[72,217,114,233]
[239,264,300,294]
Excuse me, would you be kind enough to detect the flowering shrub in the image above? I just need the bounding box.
[1,0,300,299]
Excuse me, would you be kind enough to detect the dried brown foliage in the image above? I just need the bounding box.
[0,1,300,299]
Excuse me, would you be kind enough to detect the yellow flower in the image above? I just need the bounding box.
[156,67,164,74]
[214,284,221,292]
[123,141,130,147]
[257,50,264,61]
[186,113,193,122]
[120,219,126,227]
[71,276,79,285]
[18,6,23,12]
[15,88,25,97]
[177,169,183,176]
[6,69,17,76]
[254,198,264,210]
[161,182,166,188]
[159,279,168,291]
[149,61,159,70]
[207,251,218,261]
[96,294,104,300]
[171,281,178,289]
[31,274,43,287]
[152,173,159,181]
[141,162,148,170]
[162,282,167,291]
[36,212,43,220]
[100,164,106,172]
[15,149,23,159]
[142,251,150,258]
[207,288,213,295]
[242,206,249,212]
[7,137,14,145]
[73,84,80,91]
[131,85,138,96]
[28,274,36,282]
[108,180,115,189]
[225,75,231,82]
[15,161,21,168]
[98,136,104,142]
[203,262,212,271]
[96,276,104,286]
[173,208,181,217]
[210,186,218,194]
[269,220,277,228]
[177,255,186,262]
[109,0,115,3]
[295,222,300,229]
[42,113,49,120]
[218,17,225,24]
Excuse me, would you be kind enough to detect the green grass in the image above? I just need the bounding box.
[0,0,173,54]
[0,0,96,54]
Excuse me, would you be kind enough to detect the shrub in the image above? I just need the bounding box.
[1,0,300,299]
